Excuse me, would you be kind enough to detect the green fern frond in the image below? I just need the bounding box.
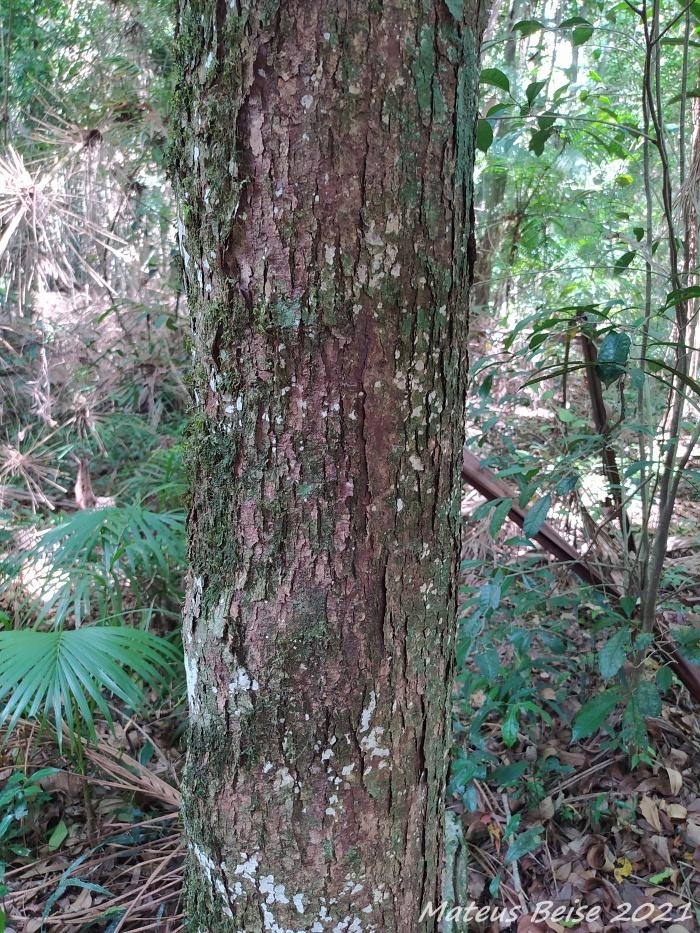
[0,627,181,748]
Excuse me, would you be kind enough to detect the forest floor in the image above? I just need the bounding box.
[449,475,700,932]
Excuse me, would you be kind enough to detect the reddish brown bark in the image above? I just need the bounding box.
[171,1,486,930]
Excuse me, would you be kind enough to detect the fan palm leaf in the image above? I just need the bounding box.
[0,627,181,747]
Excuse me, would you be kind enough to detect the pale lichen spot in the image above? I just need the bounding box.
[259,875,290,905]
[361,726,390,758]
[359,691,376,733]
[301,94,314,110]
[233,852,259,884]
[184,653,199,714]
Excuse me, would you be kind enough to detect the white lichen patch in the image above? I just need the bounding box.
[274,766,295,790]
[360,726,390,759]
[293,893,305,914]
[233,852,259,884]
[184,652,199,714]
[259,875,290,905]
[214,878,234,919]
[359,691,376,733]
[228,666,259,695]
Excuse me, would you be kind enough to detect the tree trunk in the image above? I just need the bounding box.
[170,2,486,929]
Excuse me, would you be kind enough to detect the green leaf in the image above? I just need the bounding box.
[596,330,631,386]
[480,68,510,93]
[665,284,700,305]
[615,173,634,186]
[537,112,557,130]
[523,494,551,538]
[572,22,594,45]
[613,250,636,276]
[505,826,543,863]
[47,820,68,851]
[488,498,513,538]
[598,630,629,680]
[649,868,674,885]
[632,679,661,717]
[619,596,637,618]
[656,666,673,693]
[513,19,544,36]
[476,119,494,153]
[572,688,622,741]
[475,647,501,680]
[490,761,528,787]
[501,708,519,748]
[529,127,553,155]
[525,80,547,106]
[560,15,591,26]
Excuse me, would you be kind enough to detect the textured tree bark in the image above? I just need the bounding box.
[170,1,486,929]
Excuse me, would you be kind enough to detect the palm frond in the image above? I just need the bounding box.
[3,504,186,627]
[0,627,181,747]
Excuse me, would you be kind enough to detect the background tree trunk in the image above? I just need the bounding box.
[171,1,486,929]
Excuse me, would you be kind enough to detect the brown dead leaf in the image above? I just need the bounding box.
[649,834,672,865]
[639,795,662,832]
[662,802,688,820]
[683,820,700,846]
[536,796,555,820]
[666,766,683,795]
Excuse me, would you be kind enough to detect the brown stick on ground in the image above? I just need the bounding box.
[461,448,700,704]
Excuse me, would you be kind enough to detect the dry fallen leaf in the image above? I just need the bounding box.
[640,795,662,832]
[665,765,683,795]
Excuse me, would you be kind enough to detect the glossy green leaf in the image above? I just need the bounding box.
[596,330,631,386]
[480,68,510,93]
[490,761,528,787]
[475,647,501,680]
[525,80,547,106]
[513,19,544,36]
[529,127,553,155]
[476,119,494,153]
[572,23,594,45]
